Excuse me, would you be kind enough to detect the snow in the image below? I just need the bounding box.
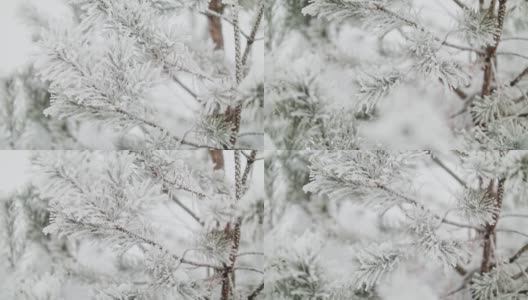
[0,151,30,193]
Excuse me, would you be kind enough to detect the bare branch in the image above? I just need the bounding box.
[242,2,266,66]
[450,0,470,10]
[508,243,528,264]
[501,213,528,219]
[66,217,220,269]
[200,9,253,41]
[237,251,264,257]
[496,228,528,238]
[233,266,264,274]
[165,190,204,226]
[430,155,468,188]
[247,282,264,300]
[509,66,528,87]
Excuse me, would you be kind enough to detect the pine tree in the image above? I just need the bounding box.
[0,150,263,299]
[265,150,528,299]
[33,0,264,150]
[265,0,528,149]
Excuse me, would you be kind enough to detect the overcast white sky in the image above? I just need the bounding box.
[0,151,30,194]
[0,0,60,193]
[0,0,77,76]
[0,0,32,76]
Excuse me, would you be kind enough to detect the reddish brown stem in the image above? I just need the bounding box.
[481,0,507,98]
[208,0,224,50]
[480,178,505,273]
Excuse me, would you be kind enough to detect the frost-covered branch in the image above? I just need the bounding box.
[30,150,262,298]
[32,0,263,149]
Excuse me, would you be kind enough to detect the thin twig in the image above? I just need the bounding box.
[66,217,220,269]
[165,190,204,226]
[242,2,266,66]
[450,0,470,10]
[172,76,197,99]
[237,251,264,257]
[501,37,528,42]
[501,213,528,219]
[200,9,253,41]
[247,282,264,300]
[507,243,528,264]
[162,178,207,198]
[497,51,528,61]
[233,266,264,274]
[431,155,468,188]
[496,228,528,238]
[375,183,480,230]
[481,178,505,272]
[509,66,528,87]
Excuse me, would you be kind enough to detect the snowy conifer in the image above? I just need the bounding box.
[32,0,264,150]
[265,150,528,299]
[266,0,528,149]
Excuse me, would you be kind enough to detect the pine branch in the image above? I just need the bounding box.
[163,178,207,198]
[39,42,214,148]
[144,161,208,198]
[501,213,528,219]
[92,0,211,81]
[61,93,216,149]
[111,106,213,149]
[65,217,221,270]
[376,183,482,231]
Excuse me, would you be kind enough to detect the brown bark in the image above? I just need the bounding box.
[209,150,225,170]
[208,0,225,50]
[480,178,505,273]
[208,0,240,149]
[481,0,507,98]
[207,0,227,170]
[473,0,507,127]
[207,3,232,298]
